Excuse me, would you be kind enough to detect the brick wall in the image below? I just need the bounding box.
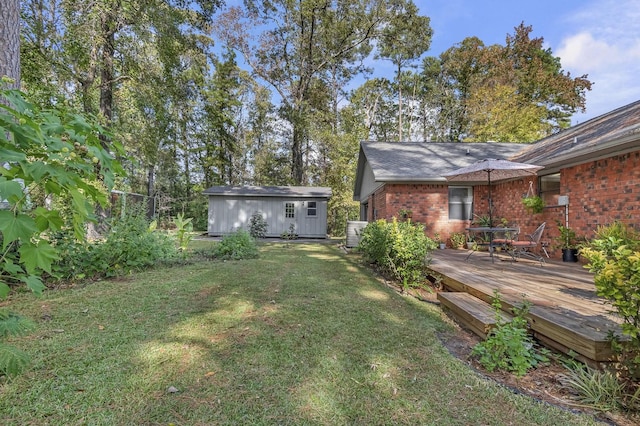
[368,183,469,240]
[364,149,639,258]
[563,151,639,236]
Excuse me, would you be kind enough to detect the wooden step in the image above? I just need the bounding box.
[438,292,513,339]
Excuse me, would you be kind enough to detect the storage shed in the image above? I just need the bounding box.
[203,185,332,238]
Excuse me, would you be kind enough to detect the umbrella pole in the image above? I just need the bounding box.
[488,170,492,228]
[488,170,494,260]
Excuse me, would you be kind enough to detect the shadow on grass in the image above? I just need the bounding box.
[125,244,598,426]
[0,244,600,425]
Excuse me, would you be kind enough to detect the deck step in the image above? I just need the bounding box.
[438,292,513,339]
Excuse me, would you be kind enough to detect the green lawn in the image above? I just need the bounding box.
[1,243,599,425]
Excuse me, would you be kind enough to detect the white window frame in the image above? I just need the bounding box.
[285,202,295,219]
[306,201,317,217]
[448,186,473,220]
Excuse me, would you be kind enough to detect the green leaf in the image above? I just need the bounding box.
[0,282,9,299]
[0,177,24,204]
[70,188,90,218]
[0,343,30,376]
[33,207,64,232]
[20,275,46,295]
[18,240,59,275]
[20,161,49,182]
[0,211,38,248]
[2,259,23,275]
[0,146,26,162]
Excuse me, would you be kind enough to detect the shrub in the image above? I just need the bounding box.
[173,213,194,251]
[249,212,268,239]
[357,218,436,289]
[51,207,179,281]
[214,230,259,260]
[559,360,624,412]
[471,291,549,377]
[280,223,298,241]
[581,222,640,381]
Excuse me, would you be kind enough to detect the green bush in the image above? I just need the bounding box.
[472,292,549,377]
[357,218,436,289]
[51,207,179,281]
[214,230,259,260]
[581,222,640,381]
[249,212,268,239]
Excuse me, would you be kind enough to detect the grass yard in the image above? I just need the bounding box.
[1,242,600,425]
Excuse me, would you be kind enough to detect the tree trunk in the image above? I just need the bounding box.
[0,0,21,89]
[100,12,115,124]
[397,62,402,141]
[292,122,304,185]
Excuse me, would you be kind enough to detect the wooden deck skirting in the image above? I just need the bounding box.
[428,249,624,364]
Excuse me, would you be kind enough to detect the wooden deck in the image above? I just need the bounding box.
[428,249,624,364]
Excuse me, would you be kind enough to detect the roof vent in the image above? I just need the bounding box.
[573,136,578,145]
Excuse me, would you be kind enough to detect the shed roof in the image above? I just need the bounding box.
[203,185,332,198]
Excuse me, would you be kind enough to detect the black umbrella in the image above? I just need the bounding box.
[443,158,544,228]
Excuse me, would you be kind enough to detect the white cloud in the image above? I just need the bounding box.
[557,0,640,121]
[557,32,629,71]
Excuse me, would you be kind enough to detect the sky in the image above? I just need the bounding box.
[411,0,640,124]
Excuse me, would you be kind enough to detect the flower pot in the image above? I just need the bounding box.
[562,248,579,262]
[439,243,446,250]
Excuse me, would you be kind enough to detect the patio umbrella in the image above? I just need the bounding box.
[443,158,544,228]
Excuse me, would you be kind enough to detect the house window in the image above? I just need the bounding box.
[539,173,561,206]
[449,187,473,220]
[285,202,295,218]
[307,201,317,217]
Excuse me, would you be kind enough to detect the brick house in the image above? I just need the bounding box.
[353,100,640,258]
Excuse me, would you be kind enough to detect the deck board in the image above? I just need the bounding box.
[428,249,623,363]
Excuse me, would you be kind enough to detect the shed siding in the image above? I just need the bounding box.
[208,196,328,238]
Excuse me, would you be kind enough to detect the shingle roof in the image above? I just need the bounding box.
[359,142,528,182]
[510,100,640,170]
[203,185,332,198]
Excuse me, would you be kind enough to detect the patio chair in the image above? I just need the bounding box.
[492,226,520,246]
[509,222,546,265]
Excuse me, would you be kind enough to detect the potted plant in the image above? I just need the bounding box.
[450,232,466,249]
[522,196,545,214]
[556,224,579,262]
[398,208,413,219]
[433,233,446,249]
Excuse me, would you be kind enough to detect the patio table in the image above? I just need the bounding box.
[465,227,519,262]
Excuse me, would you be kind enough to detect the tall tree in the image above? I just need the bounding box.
[419,24,592,142]
[0,0,21,89]
[420,36,486,141]
[21,0,223,200]
[377,0,431,141]
[216,0,389,184]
